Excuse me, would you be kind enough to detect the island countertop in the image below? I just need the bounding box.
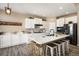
[28,33,70,45]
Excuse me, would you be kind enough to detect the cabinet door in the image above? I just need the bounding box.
[34,18,42,24]
[20,34,30,44]
[25,18,35,28]
[11,34,20,46]
[65,16,77,24]
[0,35,3,48]
[1,34,11,48]
[57,18,64,27]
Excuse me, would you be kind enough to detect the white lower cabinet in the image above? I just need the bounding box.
[0,34,11,48]
[19,34,30,44]
[0,33,30,48]
[11,34,20,46]
[0,35,3,48]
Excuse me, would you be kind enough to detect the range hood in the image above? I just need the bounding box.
[35,24,43,26]
[35,24,43,28]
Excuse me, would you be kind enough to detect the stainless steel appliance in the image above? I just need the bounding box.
[64,21,77,45]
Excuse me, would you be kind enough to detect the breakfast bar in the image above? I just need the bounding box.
[29,33,69,56]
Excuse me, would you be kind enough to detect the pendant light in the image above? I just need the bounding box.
[5,3,11,15]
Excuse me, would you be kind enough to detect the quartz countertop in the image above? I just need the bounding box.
[28,33,70,45]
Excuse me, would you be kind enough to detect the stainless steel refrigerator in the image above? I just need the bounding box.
[64,21,77,45]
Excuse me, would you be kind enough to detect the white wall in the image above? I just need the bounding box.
[0,10,26,22]
[0,26,24,32]
[0,10,26,32]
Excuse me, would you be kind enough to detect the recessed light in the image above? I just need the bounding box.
[59,7,63,10]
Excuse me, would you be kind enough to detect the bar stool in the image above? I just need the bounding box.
[46,43,58,56]
[53,40,66,56]
[61,39,70,55]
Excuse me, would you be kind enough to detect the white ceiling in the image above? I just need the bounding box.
[0,3,77,17]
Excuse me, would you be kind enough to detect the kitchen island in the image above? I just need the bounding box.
[28,33,69,56]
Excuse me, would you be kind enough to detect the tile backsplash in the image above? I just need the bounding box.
[25,28,45,33]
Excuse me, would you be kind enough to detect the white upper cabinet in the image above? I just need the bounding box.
[57,18,65,27]
[25,18,35,28]
[34,18,42,24]
[65,16,77,24]
[56,16,77,27]
[24,18,43,28]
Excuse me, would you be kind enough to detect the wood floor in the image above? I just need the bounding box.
[69,45,79,56]
[0,43,33,56]
[0,43,79,56]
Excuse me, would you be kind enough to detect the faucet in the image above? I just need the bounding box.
[49,29,54,36]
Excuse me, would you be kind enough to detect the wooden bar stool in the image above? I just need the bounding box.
[53,40,66,56]
[46,43,58,56]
